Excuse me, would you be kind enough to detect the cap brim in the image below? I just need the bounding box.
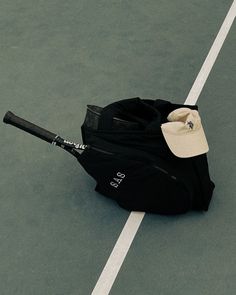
[161,125,209,158]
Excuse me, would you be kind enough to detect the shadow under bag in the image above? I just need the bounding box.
[78,97,215,215]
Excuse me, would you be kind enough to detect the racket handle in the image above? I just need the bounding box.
[3,111,57,144]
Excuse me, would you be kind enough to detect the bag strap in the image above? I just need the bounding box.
[97,98,199,131]
[97,97,161,130]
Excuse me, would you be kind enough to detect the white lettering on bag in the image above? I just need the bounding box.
[110,172,126,189]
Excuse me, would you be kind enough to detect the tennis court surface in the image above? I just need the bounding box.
[1,1,236,294]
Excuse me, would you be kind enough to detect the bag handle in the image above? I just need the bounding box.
[97,98,160,130]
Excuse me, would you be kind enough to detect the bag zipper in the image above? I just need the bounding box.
[90,146,114,155]
[86,147,177,180]
[153,165,177,180]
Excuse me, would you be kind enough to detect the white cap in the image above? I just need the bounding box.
[161,108,209,158]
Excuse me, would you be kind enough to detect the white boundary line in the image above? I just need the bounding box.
[91,2,236,294]
[91,212,145,295]
[185,0,236,105]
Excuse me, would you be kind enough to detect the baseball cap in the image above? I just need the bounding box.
[161,108,209,158]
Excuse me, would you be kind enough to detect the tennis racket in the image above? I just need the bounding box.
[3,111,88,158]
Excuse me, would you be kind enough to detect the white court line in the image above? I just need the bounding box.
[91,2,236,294]
[185,0,236,105]
[91,212,145,295]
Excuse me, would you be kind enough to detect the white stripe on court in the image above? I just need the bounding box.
[91,212,145,295]
[185,0,236,105]
[91,2,236,294]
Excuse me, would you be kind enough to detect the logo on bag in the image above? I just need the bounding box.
[110,172,126,189]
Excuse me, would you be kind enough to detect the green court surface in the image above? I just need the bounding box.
[0,1,235,294]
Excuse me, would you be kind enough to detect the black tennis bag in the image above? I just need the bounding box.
[78,97,215,214]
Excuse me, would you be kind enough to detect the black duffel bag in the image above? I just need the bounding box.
[78,97,215,214]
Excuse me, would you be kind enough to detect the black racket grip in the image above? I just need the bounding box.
[3,111,57,144]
